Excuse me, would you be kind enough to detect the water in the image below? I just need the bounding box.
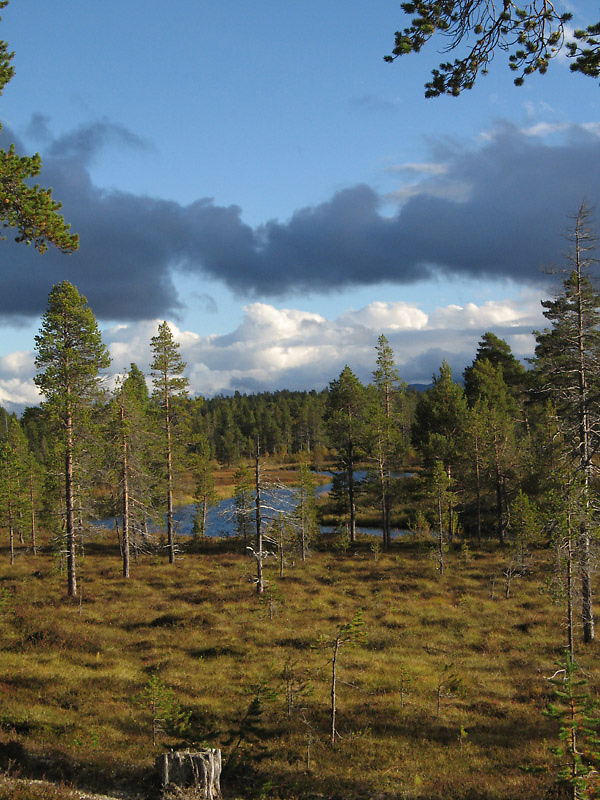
[96,470,412,539]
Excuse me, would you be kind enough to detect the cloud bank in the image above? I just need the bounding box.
[0,293,544,414]
[1,119,599,321]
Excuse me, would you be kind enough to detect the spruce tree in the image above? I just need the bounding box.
[34,282,110,598]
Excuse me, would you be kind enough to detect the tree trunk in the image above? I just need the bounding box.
[29,470,36,556]
[8,499,14,566]
[65,408,77,598]
[255,445,263,594]
[165,381,175,565]
[157,749,222,799]
[567,512,575,659]
[474,433,482,546]
[122,403,130,579]
[331,639,339,746]
[437,485,444,576]
[347,441,356,544]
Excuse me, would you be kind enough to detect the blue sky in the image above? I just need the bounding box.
[0,1,599,411]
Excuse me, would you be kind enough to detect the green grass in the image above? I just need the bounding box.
[0,532,590,799]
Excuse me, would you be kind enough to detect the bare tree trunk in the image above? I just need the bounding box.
[122,403,130,579]
[474,443,482,546]
[65,408,77,598]
[255,443,264,594]
[567,511,575,660]
[165,377,175,565]
[29,470,36,556]
[437,484,445,576]
[331,638,339,746]
[347,441,356,544]
[573,210,594,642]
[8,500,14,566]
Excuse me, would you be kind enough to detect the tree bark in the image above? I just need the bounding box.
[157,749,222,799]
[255,445,263,594]
[65,406,77,598]
[121,402,130,579]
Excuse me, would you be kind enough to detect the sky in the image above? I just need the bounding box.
[0,0,599,412]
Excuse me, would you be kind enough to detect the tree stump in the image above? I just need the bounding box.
[156,749,222,799]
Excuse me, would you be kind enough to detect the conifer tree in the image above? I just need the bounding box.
[34,282,110,598]
[0,416,30,564]
[107,365,155,577]
[191,433,216,537]
[466,359,519,544]
[533,203,600,642]
[412,361,468,542]
[371,334,406,550]
[545,651,600,799]
[0,2,78,254]
[294,459,318,561]
[324,366,367,543]
[150,322,189,564]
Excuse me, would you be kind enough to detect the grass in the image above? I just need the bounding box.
[0,530,591,799]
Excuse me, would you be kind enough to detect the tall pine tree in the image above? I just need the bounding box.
[34,282,110,598]
[533,203,600,643]
[150,322,189,564]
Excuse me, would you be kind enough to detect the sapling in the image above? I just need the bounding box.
[436,663,465,717]
[281,658,313,720]
[225,680,278,770]
[135,673,191,747]
[398,664,412,709]
[545,651,600,799]
[319,608,367,746]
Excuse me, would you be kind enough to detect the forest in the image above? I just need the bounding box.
[0,207,598,799]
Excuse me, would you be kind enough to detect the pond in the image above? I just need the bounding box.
[96,470,413,539]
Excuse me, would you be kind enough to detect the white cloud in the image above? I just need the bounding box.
[428,297,539,330]
[4,293,547,413]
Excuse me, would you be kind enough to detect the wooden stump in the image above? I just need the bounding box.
[156,749,222,799]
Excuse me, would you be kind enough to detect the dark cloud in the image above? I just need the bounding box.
[47,119,150,162]
[1,119,599,321]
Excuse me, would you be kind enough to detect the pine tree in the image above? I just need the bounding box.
[191,433,216,537]
[34,282,110,598]
[412,361,468,543]
[464,332,526,405]
[0,2,78,254]
[466,359,519,545]
[324,366,367,544]
[293,459,318,562]
[533,203,600,643]
[150,322,189,564]
[0,417,30,564]
[371,334,406,550]
[106,365,156,577]
[545,651,600,799]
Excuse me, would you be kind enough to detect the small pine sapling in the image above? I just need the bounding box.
[225,680,278,770]
[135,673,191,747]
[436,663,466,717]
[281,659,313,720]
[545,651,600,799]
[319,609,367,746]
[398,664,412,709]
